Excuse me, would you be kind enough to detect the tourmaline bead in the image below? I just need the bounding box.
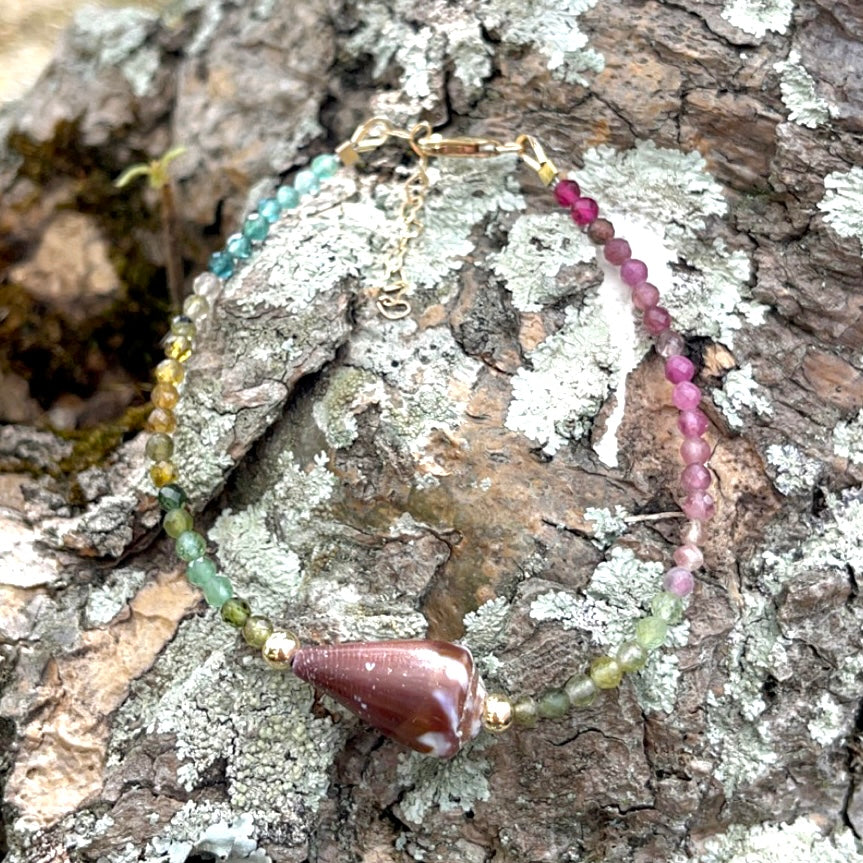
[674,542,704,570]
[651,591,685,624]
[678,408,709,437]
[149,460,177,487]
[632,282,660,311]
[644,306,672,335]
[635,615,668,650]
[536,688,570,719]
[512,695,539,727]
[294,169,320,195]
[148,407,176,434]
[183,294,210,323]
[620,259,648,287]
[145,432,174,462]
[571,196,599,225]
[291,640,486,758]
[564,673,598,707]
[616,640,648,673]
[155,358,184,386]
[587,217,614,244]
[158,483,187,511]
[672,381,702,411]
[170,315,197,340]
[151,383,179,410]
[681,519,706,546]
[221,596,251,628]
[680,436,711,465]
[681,463,712,491]
[176,530,206,562]
[276,185,299,209]
[665,355,696,384]
[192,272,222,301]
[604,238,631,265]
[242,615,273,648]
[311,153,340,178]
[209,250,234,279]
[226,233,252,259]
[258,197,281,223]
[682,490,716,521]
[590,656,623,689]
[481,693,514,733]
[553,178,580,207]
[164,334,193,362]
[187,556,217,586]
[655,329,686,358]
[203,575,233,607]
[664,566,695,598]
[242,213,270,243]
[163,507,193,538]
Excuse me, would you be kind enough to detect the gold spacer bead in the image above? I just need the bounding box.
[481,692,514,733]
[261,630,301,669]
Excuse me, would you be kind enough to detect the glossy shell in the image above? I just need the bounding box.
[291,639,486,758]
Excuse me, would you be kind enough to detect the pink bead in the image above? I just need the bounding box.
[554,179,580,207]
[681,490,716,521]
[681,463,711,491]
[678,409,709,437]
[643,306,672,335]
[681,519,706,545]
[571,197,599,225]
[656,329,685,358]
[665,355,695,384]
[672,381,702,410]
[673,543,705,571]
[620,259,648,287]
[680,436,711,465]
[604,238,631,265]
[663,566,695,598]
[632,282,660,311]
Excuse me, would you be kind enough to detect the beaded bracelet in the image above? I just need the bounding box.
[144,118,714,759]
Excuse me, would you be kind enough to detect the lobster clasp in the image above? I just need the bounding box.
[415,133,521,159]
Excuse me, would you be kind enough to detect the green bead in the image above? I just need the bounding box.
[242,615,273,648]
[294,168,320,195]
[564,673,597,708]
[616,639,648,673]
[158,483,187,511]
[187,556,217,586]
[635,615,669,651]
[536,688,570,719]
[220,597,251,628]
[651,591,684,625]
[590,656,623,690]
[311,153,340,178]
[145,433,174,462]
[511,695,538,728]
[176,530,206,562]
[203,575,233,607]
[163,507,193,539]
[242,213,269,243]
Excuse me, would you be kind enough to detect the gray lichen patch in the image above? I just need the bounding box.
[713,363,774,430]
[764,443,821,495]
[84,566,149,627]
[773,50,834,129]
[833,410,863,464]
[720,0,795,38]
[312,366,384,449]
[583,505,630,547]
[819,166,863,246]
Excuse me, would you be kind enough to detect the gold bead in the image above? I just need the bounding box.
[149,460,177,487]
[147,407,177,434]
[261,630,301,669]
[154,358,185,385]
[151,382,179,410]
[164,333,193,362]
[481,692,513,733]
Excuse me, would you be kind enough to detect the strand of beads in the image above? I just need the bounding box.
[486,176,715,732]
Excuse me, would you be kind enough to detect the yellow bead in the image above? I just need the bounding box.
[481,692,513,733]
[147,407,176,434]
[149,460,178,487]
[590,655,623,690]
[155,358,185,385]
[151,382,179,410]
[164,334,193,362]
[243,615,273,649]
[261,630,300,668]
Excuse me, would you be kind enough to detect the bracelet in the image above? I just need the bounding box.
[144,117,714,760]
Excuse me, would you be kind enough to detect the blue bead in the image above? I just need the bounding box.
[258,197,282,223]
[242,213,269,243]
[294,169,320,196]
[226,233,251,259]
[208,251,234,279]
[276,185,299,209]
[311,153,340,179]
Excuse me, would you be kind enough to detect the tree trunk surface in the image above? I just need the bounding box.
[1,1,862,861]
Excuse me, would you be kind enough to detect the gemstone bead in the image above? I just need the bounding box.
[294,169,320,195]
[656,329,686,358]
[481,693,514,733]
[632,282,660,311]
[589,656,623,689]
[616,640,648,673]
[651,591,684,624]
[564,673,597,707]
[276,185,299,209]
[674,543,704,570]
[149,460,177,487]
[291,640,486,758]
[145,433,174,462]
[258,197,282,223]
[678,409,710,437]
[681,463,712,491]
[209,250,234,279]
[226,233,252,259]
[663,566,695,598]
[176,530,206,562]
[553,178,580,207]
[242,213,270,243]
[536,688,570,719]
[604,238,631,265]
[183,294,210,323]
[673,382,702,411]
[682,490,716,521]
[620,259,648,287]
[680,436,711,465]
[571,197,599,225]
[170,315,197,340]
[155,358,184,386]
[163,507,193,538]
[665,355,696,383]
[242,615,273,648]
[635,615,668,650]
[187,556,217,586]
[147,407,176,434]
[158,483,187,511]
[151,383,179,411]
[192,272,222,301]
[164,334,193,362]
[644,306,672,335]
[512,695,539,727]
[221,596,251,628]
[587,217,614,244]
[311,153,340,178]
[202,575,233,607]
[681,519,707,546]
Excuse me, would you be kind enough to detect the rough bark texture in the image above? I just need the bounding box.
[1,1,863,861]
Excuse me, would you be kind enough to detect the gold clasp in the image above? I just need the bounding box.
[414,134,522,159]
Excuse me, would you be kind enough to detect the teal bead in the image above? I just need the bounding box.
[208,250,234,279]
[311,153,340,179]
[294,169,320,196]
[226,233,251,259]
[158,483,187,511]
[276,185,299,209]
[651,591,685,625]
[258,197,282,223]
[176,530,206,562]
[242,213,269,243]
[203,575,233,607]
[635,615,669,651]
[187,556,217,586]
